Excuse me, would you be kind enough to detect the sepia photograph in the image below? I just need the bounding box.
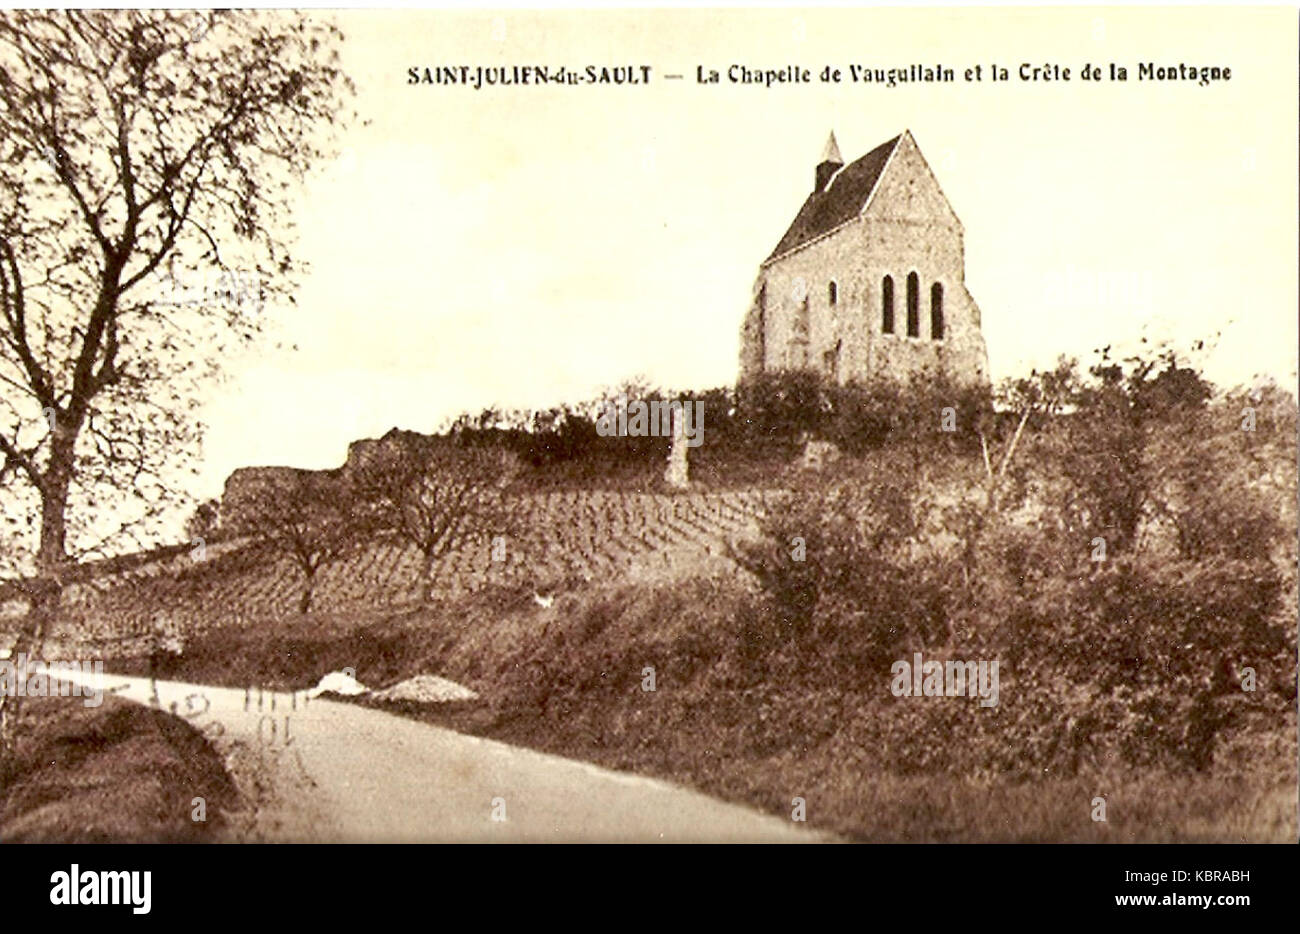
[0,0,1296,910]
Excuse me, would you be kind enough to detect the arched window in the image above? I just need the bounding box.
[930,282,944,340]
[828,281,838,306]
[881,276,894,334]
[906,272,920,337]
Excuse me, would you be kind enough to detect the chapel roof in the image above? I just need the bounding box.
[766,133,903,262]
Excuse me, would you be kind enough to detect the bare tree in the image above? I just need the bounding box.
[976,356,1080,510]
[0,10,353,767]
[353,437,520,604]
[238,471,358,615]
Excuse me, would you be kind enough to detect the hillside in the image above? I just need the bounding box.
[10,363,1300,842]
[46,488,779,656]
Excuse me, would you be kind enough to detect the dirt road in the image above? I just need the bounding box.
[56,670,828,843]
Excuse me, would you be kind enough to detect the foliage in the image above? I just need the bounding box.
[732,451,954,672]
[183,498,220,542]
[735,347,1294,776]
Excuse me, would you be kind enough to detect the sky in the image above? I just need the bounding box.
[193,5,1299,498]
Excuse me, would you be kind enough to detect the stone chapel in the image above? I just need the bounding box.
[739,130,989,385]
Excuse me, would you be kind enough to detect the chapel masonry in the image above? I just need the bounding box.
[739,130,989,386]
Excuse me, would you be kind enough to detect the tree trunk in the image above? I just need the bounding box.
[299,573,315,615]
[0,436,75,783]
[420,550,437,604]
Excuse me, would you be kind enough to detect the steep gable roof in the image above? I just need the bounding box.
[765,134,902,263]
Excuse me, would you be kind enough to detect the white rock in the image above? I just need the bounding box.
[307,670,369,698]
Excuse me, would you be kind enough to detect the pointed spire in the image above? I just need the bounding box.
[814,131,844,192]
[820,131,843,166]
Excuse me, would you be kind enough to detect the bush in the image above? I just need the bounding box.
[734,455,960,678]
[732,359,1294,777]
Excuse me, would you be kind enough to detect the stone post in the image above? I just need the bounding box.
[664,405,690,489]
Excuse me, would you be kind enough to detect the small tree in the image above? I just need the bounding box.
[240,471,358,615]
[353,438,519,603]
[183,498,220,542]
[1034,347,1212,556]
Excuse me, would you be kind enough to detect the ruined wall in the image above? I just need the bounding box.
[219,466,317,532]
[219,429,440,531]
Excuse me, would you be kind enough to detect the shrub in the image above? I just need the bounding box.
[734,455,958,677]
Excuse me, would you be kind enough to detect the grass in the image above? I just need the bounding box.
[100,576,1298,844]
[0,693,240,843]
